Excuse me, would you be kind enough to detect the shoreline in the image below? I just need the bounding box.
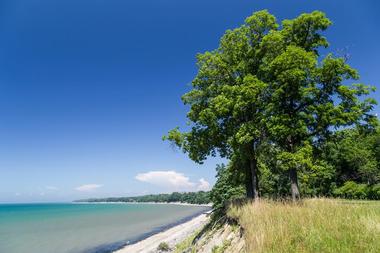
[113,210,211,253]
[75,201,212,207]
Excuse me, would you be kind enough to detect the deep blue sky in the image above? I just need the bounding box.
[0,0,379,202]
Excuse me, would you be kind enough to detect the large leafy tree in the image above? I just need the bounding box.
[262,12,377,200]
[165,10,377,201]
[164,10,277,200]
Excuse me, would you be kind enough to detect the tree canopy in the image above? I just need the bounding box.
[164,10,377,201]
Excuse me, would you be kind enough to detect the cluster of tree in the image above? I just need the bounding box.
[209,126,380,212]
[76,191,210,204]
[164,10,378,202]
[318,127,380,199]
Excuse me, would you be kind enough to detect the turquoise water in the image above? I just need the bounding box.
[0,203,209,253]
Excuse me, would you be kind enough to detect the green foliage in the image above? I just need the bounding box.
[165,10,281,199]
[368,184,380,200]
[299,159,336,196]
[211,126,380,203]
[310,126,380,199]
[322,127,380,185]
[333,181,369,199]
[209,164,245,214]
[334,182,380,200]
[164,9,377,200]
[276,143,313,172]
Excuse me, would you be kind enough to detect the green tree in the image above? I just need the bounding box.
[164,10,278,200]
[323,126,379,186]
[256,11,376,200]
[164,10,377,201]
[209,163,245,215]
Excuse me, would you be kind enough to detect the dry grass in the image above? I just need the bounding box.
[228,198,380,253]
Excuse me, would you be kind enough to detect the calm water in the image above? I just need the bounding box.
[0,203,209,253]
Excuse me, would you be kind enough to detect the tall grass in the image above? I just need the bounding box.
[228,198,380,253]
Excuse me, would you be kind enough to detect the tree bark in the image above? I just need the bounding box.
[250,156,260,200]
[245,160,254,199]
[287,137,301,201]
[243,142,259,201]
[289,168,300,201]
[245,155,259,200]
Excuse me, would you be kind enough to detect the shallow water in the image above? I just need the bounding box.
[0,203,209,253]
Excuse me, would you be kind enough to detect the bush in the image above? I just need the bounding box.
[368,184,380,200]
[157,242,170,252]
[333,181,369,199]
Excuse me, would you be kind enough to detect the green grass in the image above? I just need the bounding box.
[228,198,380,253]
[173,229,200,253]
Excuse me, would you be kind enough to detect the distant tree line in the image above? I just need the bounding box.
[76,191,210,204]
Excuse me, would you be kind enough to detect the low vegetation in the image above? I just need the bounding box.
[211,240,232,253]
[173,229,200,253]
[173,219,244,253]
[157,242,170,252]
[228,199,380,253]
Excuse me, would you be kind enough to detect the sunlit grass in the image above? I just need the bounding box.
[228,198,380,253]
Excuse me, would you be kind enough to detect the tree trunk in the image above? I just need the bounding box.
[287,137,301,201]
[245,160,254,199]
[250,157,260,200]
[243,142,259,201]
[289,168,300,201]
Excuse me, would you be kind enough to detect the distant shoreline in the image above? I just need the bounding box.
[74,191,211,207]
[74,201,212,207]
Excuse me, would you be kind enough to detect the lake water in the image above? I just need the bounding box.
[0,203,210,253]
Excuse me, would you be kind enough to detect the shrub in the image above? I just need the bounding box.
[333,181,369,199]
[368,184,380,200]
[157,242,170,252]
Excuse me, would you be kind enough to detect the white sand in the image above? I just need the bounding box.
[114,212,210,253]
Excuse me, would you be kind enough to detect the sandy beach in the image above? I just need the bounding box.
[114,211,210,253]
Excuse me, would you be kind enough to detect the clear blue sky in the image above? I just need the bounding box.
[0,0,379,202]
